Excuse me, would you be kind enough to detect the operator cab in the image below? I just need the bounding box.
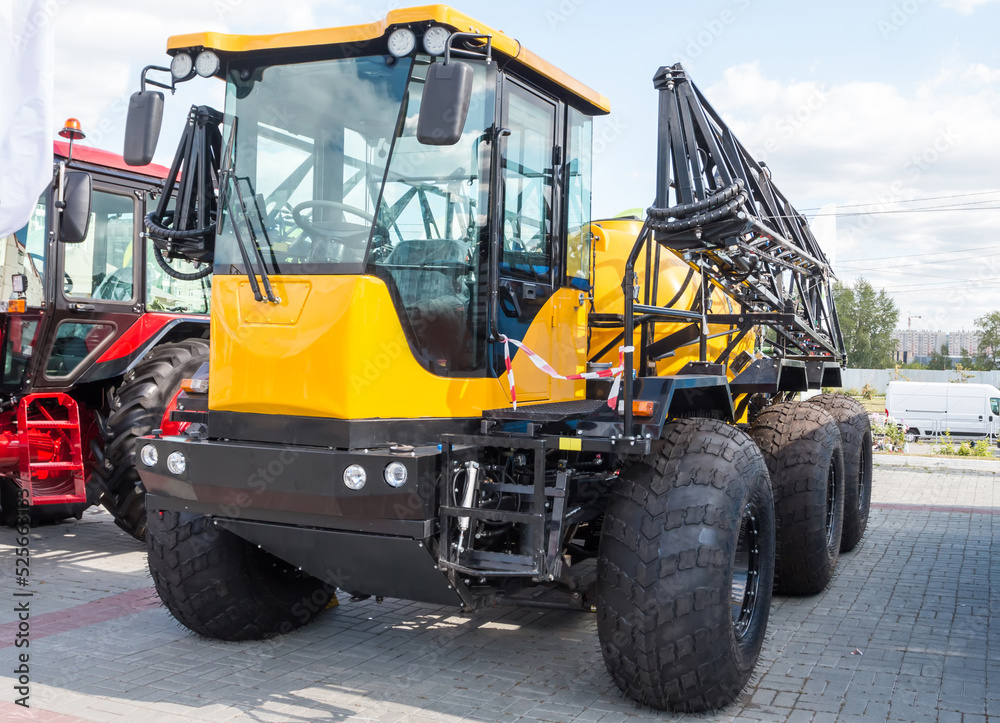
[0,137,211,395]
[123,6,609,422]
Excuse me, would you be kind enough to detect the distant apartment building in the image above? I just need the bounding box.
[892,329,980,363]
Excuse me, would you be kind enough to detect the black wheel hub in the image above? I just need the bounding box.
[826,464,838,547]
[731,502,761,640]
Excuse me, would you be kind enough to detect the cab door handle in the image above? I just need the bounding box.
[73,303,95,312]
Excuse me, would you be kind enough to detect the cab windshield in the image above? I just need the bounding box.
[217,54,412,274]
[6,195,47,307]
[217,53,494,372]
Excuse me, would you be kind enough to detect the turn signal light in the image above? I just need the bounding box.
[181,378,209,394]
[632,400,655,417]
[4,299,25,313]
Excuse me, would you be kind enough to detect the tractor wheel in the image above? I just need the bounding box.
[99,338,209,541]
[749,402,845,595]
[147,509,334,640]
[596,418,775,712]
[804,394,872,552]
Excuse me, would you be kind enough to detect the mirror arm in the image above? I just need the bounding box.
[444,33,493,66]
[140,65,176,94]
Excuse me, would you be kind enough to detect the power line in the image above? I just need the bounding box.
[835,254,1000,274]
[811,205,1000,218]
[797,190,1000,212]
[837,243,1000,264]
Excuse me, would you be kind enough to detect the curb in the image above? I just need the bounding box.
[873,454,1000,474]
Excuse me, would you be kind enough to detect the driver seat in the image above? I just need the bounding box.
[382,239,469,366]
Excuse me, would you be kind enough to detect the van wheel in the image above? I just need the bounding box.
[804,395,873,552]
[147,510,334,640]
[749,402,844,595]
[596,418,775,711]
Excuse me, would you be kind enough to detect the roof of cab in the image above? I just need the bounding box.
[166,4,610,115]
[53,141,171,180]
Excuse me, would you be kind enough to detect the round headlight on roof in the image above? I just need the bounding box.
[195,50,220,78]
[422,26,450,56]
[170,53,194,80]
[387,28,416,57]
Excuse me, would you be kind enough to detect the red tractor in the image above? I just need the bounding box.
[0,120,211,539]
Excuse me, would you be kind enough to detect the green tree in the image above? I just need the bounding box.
[959,347,974,369]
[833,277,900,369]
[927,343,951,370]
[974,311,1000,370]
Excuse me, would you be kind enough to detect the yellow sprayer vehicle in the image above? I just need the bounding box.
[124,7,872,711]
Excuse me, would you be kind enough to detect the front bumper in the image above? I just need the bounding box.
[138,435,442,537]
[140,435,466,605]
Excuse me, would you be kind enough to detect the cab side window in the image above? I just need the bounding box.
[63,191,134,301]
[501,86,556,279]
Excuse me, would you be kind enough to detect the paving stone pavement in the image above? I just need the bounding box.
[0,460,997,722]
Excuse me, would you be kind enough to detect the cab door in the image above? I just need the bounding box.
[34,184,141,387]
[495,81,562,402]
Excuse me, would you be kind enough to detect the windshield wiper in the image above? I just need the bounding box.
[218,117,279,304]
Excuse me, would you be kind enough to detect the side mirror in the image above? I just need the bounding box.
[123,90,164,166]
[416,61,473,146]
[59,171,92,243]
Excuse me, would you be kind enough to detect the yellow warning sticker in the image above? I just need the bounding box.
[558,437,582,451]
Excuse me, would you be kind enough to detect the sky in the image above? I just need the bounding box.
[42,0,1000,332]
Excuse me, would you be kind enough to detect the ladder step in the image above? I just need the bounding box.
[30,493,87,505]
[25,420,77,428]
[29,462,82,471]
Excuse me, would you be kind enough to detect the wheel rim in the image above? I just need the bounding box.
[857,446,868,512]
[731,502,761,639]
[826,463,838,546]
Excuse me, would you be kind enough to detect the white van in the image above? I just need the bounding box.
[886,381,1000,439]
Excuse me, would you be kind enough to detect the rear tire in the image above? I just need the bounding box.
[749,402,844,595]
[99,338,209,541]
[804,394,872,552]
[596,418,775,712]
[147,509,333,640]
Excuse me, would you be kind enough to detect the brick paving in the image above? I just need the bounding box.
[0,460,996,722]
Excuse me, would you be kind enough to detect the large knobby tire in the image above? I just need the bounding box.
[597,418,776,712]
[749,402,844,595]
[147,510,333,640]
[99,338,209,541]
[804,394,872,552]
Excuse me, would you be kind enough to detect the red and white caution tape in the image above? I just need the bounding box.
[499,335,633,410]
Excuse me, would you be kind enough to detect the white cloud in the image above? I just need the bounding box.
[703,61,1000,330]
[933,0,1000,14]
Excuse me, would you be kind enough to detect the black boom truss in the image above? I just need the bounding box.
[620,64,845,426]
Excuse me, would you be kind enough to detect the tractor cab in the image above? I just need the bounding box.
[124,7,609,431]
[1,131,211,399]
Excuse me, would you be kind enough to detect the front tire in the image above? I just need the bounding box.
[99,338,209,540]
[804,394,872,552]
[749,402,845,595]
[147,510,334,640]
[596,418,775,712]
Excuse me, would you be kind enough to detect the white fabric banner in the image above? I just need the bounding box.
[0,0,55,238]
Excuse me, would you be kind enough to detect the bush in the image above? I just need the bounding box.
[936,430,957,456]
[973,439,994,458]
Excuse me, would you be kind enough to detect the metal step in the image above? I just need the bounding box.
[483,399,605,423]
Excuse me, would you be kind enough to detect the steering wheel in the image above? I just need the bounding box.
[291,200,374,248]
[63,272,73,295]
